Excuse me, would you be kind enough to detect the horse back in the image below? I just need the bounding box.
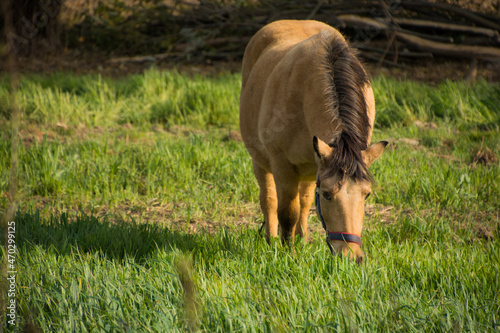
[241,20,338,89]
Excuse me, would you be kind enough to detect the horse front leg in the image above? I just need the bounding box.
[252,161,278,243]
[273,163,300,244]
[295,181,315,242]
[277,184,300,243]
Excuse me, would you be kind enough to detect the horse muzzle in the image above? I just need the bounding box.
[328,240,364,264]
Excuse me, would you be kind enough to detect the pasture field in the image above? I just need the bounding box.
[0,69,499,332]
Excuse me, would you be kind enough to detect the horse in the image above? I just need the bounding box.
[239,20,388,263]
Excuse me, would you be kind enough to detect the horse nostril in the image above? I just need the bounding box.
[356,254,364,265]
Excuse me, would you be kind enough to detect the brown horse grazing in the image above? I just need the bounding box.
[239,20,388,263]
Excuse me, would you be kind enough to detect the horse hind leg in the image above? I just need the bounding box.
[295,181,315,242]
[252,161,278,243]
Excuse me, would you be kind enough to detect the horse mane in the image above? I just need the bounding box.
[321,37,372,182]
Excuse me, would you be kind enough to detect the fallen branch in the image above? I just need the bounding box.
[358,45,433,58]
[400,0,500,31]
[338,15,500,60]
[396,32,500,60]
[393,18,500,41]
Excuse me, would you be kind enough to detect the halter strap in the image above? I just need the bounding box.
[315,177,362,251]
[327,232,362,246]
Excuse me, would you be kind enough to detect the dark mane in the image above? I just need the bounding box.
[322,38,372,182]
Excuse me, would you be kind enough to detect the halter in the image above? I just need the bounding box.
[315,177,362,252]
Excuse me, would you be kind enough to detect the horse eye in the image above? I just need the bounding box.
[322,191,332,201]
[365,192,371,200]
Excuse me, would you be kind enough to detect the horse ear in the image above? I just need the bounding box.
[313,136,333,161]
[362,141,389,167]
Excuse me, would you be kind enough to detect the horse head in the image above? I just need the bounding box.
[313,136,388,264]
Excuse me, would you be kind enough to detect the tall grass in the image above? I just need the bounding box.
[2,70,499,130]
[0,69,499,331]
[11,210,500,332]
[372,77,500,128]
[11,132,255,222]
[1,69,241,129]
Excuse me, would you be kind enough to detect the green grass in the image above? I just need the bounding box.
[1,70,240,128]
[1,69,499,332]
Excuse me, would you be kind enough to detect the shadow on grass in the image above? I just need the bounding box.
[13,209,257,263]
